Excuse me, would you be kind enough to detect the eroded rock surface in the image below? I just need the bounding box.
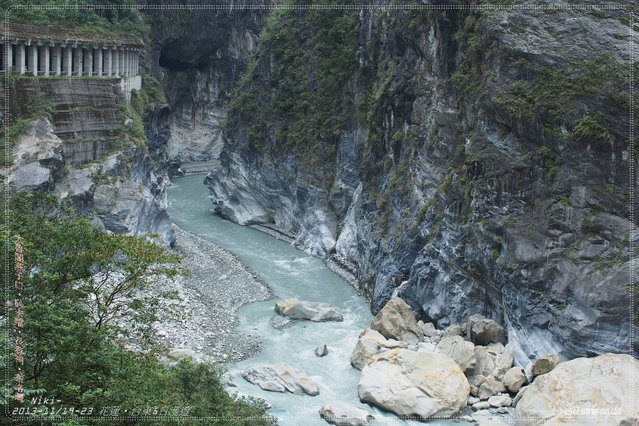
[319,401,374,426]
[516,354,639,426]
[275,298,343,322]
[243,363,319,396]
[358,349,469,420]
[370,297,424,344]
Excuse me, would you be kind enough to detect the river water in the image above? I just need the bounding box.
[167,175,451,425]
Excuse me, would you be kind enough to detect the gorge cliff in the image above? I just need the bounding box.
[3,1,635,369]
[203,3,638,365]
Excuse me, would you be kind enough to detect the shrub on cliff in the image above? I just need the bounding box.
[1,0,150,39]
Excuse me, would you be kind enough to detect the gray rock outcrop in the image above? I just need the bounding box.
[3,78,176,247]
[204,0,637,362]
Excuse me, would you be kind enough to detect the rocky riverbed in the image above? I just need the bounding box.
[240,295,638,426]
[120,225,271,363]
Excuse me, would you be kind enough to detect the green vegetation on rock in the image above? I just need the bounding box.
[0,192,272,425]
[1,90,55,166]
[1,0,150,39]
[229,0,358,181]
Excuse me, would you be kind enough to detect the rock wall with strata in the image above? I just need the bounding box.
[2,78,175,246]
[206,2,639,364]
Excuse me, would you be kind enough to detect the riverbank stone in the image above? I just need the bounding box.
[530,354,560,377]
[319,401,375,426]
[502,367,527,393]
[358,349,469,420]
[242,363,319,396]
[315,344,328,357]
[435,335,476,372]
[275,298,343,322]
[466,314,506,345]
[370,297,423,344]
[351,328,410,370]
[517,354,639,426]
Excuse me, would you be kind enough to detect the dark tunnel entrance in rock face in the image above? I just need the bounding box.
[158,48,193,71]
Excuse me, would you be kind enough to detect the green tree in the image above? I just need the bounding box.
[0,193,272,425]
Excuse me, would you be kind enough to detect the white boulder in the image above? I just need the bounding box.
[357,349,469,420]
[370,297,423,344]
[275,298,343,322]
[319,401,374,426]
[350,328,407,370]
[242,363,319,396]
[435,335,476,372]
[516,353,639,426]
[502,367,527,393]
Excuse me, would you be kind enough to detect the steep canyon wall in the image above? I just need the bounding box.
[205,3,638,364]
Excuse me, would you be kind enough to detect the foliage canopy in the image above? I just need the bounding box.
[0,193,271,425]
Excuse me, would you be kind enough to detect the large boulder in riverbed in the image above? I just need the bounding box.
[243,363,319,396]
[275,298,343,322]
[370,297,423,344]
[467,343,514,386]
[435,335,476,372]
[350,328,408,370]
[516,353,639,426]
[530,354,560,378]
[502,367,527,393]
[466,314,506,345]
[358,349,469,420]
[319,401,375,426]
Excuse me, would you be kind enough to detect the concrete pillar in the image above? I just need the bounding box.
[134,51,138,75]
[51,45,61,76]
[83,47,92,76]
[15,44,25,74]
[2,43,12,72]
[113,48,119,77]
[118,50,124,77]
[39,45,49,76]
[28,45,38,76]
[62,46,72,76]
[105,49,112,76]
[95,48,103,77]
[73,47,82,76]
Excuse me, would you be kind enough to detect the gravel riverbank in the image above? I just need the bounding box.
[132,225,272,363]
